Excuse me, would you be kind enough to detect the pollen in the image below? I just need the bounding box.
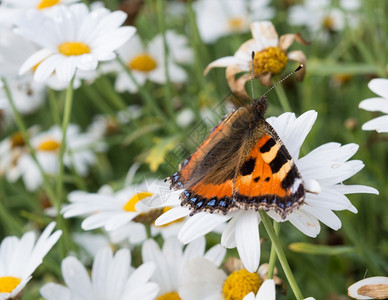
[222,269,262,300]
[10,132,25,148]
[155,207,185,227]
[58,42,91,56]
[128,54,157,72]
[228,18,244,30]
[0,276,21,293]
[123,192,154,212]
[38,139,61,152]
[253,46,288,76]
[37,0,60,9]
[157,291,181,300]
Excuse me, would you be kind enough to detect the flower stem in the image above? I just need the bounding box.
[274,83,292,112]
[260,211,304,300]
[1,77,56,203]
[267,221,279,279]
[155,0,176,121]
[56,77,74,212]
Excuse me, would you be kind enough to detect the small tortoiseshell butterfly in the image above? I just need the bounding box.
[167,90,305,220]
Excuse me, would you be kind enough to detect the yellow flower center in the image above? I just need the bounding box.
[253,46,288,76]
[155,207,185,227]
[37,0,60,9]
[0,276,21,293]
[38,139,61,152]
[128,54,157,72]
[157,291,181,300]
[10,132,25,148]
[228,18,244,30]
[122,192,154,212]
[222,269,262,300]
[322,16,335,30]
[58,42,91,56]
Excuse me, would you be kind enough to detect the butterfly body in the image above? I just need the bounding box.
[167,96,305,219]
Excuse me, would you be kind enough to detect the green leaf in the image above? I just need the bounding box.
[289,242,355,255]
[145,136,181,172]
[307,59,378,76]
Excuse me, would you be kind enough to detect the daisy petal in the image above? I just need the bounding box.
[235,211,261,273]
[250,21,278,48]
[362,115,388,132]
[359,98,388,113]
[179,213,231,244]
[19,48,54,75]
[204,57,247,75]
[155,206,189,226]
[368,78,388,99]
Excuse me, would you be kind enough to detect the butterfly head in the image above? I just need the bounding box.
[253,95,268,118]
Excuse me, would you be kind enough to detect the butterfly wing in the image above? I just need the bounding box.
[167,97,305,219]
[167,105,253,213]
[232,119,305,218]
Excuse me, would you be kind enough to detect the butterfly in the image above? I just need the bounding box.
[166,95,305,219]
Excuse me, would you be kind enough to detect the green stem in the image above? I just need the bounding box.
[1,77,56,203]
[56,77,74,212]
[260,211,304,300]
[155,0,175,122]
[274,83,292,112]
[267,221,279,279]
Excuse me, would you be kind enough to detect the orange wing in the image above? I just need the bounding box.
[167,96,305,219]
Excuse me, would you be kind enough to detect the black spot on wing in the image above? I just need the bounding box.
[260,138,276,153]
[240,158,256,176]
[269,145,291,173]
[281,164,299,190]
[253,176,260,182]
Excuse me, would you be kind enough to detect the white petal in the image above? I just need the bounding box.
[19,49,54,75]
[288,209,320,237]
[362,115,388,132]
[204,57,248,75]
[256,279,275,300]
[250,21,278,48]
[359,97,388,113]
[235,211,261,273]
[331,184,379,195]
[155,206,189,226]
[368,78,388,99]
[179,213,231,244]
[204,244,226,267]
[302,205,342,231]
[348,276,388,300]
[40,283,71,300]
[221,214,239,248]
[62,256,93,298]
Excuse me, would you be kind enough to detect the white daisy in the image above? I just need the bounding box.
[111,31,192,93]
[142,236,226,299]
[156,110,378,273]
[15,3,136,82]
[288,0,360,38]
[0,127,39,184]
[17,124,105,191]
[348,276,388,299]
[359,78,388,133]
[204,21,307,96]
[194,0,274,44]
[0,222,62,300]
[40,246,158,300]
[62,179,183,245]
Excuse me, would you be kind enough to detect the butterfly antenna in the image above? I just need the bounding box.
[262,64,304,98]
[250,51,255,100]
